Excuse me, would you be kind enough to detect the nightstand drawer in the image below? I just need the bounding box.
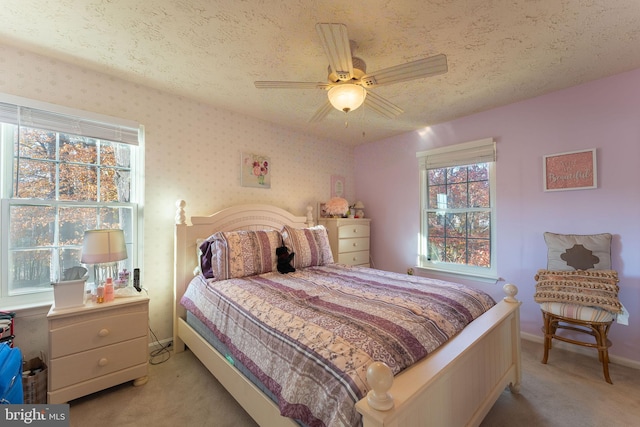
[338,237,370,254]
[338,224,370,239]
[50,311,148,358]
[49,337,147,390]
[338,250,369,266]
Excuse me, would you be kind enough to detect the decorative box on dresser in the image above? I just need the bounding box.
[319,218,371,267]
[47,294,149,403]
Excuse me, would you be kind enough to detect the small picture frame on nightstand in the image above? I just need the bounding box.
[317,202,329,220]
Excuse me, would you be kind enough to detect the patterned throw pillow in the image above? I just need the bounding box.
[533,269,622,314]
[207,230,281,280]
[543,232,612,271]
[281,225,334,268]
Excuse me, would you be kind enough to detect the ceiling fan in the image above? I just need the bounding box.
[254,23,448,122]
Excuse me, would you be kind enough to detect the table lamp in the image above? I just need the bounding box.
[81,229,127,287]
[353,201,365,218]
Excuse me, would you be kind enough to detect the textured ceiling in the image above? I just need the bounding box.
[1,0,640,146]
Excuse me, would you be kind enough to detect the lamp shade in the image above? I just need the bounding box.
[81,229,127,264]
[328,84,367,113]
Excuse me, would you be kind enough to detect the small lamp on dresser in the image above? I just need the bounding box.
[81,229,127,287]
[353,201,365,218]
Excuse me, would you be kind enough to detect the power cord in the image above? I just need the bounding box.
[140,287,171,365]
[148,325,171,365]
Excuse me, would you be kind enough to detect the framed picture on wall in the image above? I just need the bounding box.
[543,148,597,191]
[241,152,271,188]
[331,175,345,198]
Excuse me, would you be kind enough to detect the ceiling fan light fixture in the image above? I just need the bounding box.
[328,84,367,113]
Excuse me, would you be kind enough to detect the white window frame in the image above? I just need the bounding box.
[416,138,498,282]
[0,93,145,310]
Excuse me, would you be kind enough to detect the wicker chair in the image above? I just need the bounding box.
[539,301,615,383]
[536,232,621,384]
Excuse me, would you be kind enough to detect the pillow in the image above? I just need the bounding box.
[543,232,612,271]
[281,225,334,268]
[207,230,281,281]
[534,269,622,314]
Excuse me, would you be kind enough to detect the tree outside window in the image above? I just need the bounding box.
[0,98,142,308]
[416,138,497,280]
[7,127,133,296]
[426,163,491,268]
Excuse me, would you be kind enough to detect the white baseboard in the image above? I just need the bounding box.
[521,332,640,371]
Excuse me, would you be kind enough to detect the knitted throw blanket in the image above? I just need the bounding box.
[534,269,622,314]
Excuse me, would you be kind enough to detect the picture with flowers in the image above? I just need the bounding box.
[241,152,271,188]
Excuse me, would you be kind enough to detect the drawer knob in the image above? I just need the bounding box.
[98,328,110,337]
[98,358,109,367]
[353,229,358,233]
[352,242,358,247]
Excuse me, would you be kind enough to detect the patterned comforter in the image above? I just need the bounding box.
[180,264,496,427]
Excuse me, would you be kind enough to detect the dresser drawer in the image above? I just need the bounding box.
[338,224,370,239]
[50,311,148,358]
[338,237,370,254]
[49,337,147,390]
[338,251,369,266]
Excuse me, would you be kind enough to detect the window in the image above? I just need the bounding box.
[416,138,497,280]
[0,94,144,309]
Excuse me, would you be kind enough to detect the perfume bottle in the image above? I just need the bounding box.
[104,277,114,302]
[96,284,105,303]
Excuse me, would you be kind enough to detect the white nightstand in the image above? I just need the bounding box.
[319,218,371,267]
[47,294,149,403]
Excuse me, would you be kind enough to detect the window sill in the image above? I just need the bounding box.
[414,266,500,284]
[2,300,53,318]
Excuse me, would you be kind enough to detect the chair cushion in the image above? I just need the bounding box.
[543,232,612,271]
[539,302,615,323]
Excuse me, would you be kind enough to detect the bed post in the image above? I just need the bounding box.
[173,199,187,353]
[306,205,315,226]
[503,283,522,394]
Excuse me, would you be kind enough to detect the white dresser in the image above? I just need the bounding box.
[319,218,371,267]
[47,294,149,403]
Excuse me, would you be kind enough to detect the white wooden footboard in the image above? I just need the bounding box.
[356,292,521,427]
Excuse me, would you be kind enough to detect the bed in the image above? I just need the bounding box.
[172,201,522,427]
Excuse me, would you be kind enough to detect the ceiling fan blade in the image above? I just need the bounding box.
[364,91,404,119]
[361,54,448,88]
[316,23,353,81]
[309,100,333,123]
[255,81,330,89]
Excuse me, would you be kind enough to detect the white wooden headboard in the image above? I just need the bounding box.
[173,200,314,346]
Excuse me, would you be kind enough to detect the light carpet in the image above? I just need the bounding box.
[69,339,640,426]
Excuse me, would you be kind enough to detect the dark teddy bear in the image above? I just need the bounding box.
[276,245,296,274]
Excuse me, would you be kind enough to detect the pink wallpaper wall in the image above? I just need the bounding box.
[355,68,640,365]
[0,44,355,358]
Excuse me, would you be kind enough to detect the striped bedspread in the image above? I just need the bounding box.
[180,264,495,427]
